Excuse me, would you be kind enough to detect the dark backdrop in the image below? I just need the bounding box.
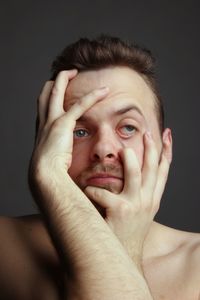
[0,0,199,232]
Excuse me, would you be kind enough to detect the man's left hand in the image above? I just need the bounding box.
[85,131,172,268]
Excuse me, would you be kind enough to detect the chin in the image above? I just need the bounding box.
[88,183,123,218]
[78,181,123,217]
[89,182,123,194]
[101,183,122,194]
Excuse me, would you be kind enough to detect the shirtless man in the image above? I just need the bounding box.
[0,35,199,300]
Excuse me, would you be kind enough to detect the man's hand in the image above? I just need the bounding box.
[29,70,109,191]
[85,131,172,267]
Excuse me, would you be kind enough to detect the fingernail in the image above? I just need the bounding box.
[146,131,152,139]
[164,136,168,144]
[164,128,171,144]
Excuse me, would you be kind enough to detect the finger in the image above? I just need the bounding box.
[35,81,54,145]
[37,81,54,131]
[45,87,110,159]
[142,132,159,196]
[120,148,141,197]
[51,87,109,137]
[84,186,116,209]
[153,138,172,207]
[66,86,109,121]
[48,70,78,122]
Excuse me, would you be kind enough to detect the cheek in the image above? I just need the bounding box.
[68,142,90,178]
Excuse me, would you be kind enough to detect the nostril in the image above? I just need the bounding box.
[94,153,100,160]
[92,152,114,161]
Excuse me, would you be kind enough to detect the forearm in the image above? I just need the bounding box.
[33,173,153,300]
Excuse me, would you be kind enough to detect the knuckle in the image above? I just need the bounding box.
[116,201,131,218]
[150,148,159,164]
[140,192,152,210]
[29,154,48,184]
[159,165,169,180]
[143,199,152,211]
[134,168,141,177]
[89,88,103,99]
[79,88,106,108]
[59,70,67,75]
[58,70,68,77]
[49,118,66,134]
[131,201,142,215]
[37,81,53,105]
[92,188,102,200]
[161,171,168,182]
[38,92,46,104]
[132,168,141,181]
[152,201,160,213]
[51,85,60,96]
[44,80,53,88]
[146,152,159,172]
[92,89,101,97]
[77,97,87,108]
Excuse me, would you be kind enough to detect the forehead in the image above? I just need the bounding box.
[65,66,156,120]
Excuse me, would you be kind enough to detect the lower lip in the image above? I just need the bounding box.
[87,177,122,186]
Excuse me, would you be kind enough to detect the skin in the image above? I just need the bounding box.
[65,67,166,193]
[63,67,172,254]
[0,67,200,300]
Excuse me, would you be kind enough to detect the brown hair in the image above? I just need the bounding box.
[51,35,164,133]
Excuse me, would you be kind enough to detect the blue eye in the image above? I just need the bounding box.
[73,129,89,138]
[119,125,136,136]
[124,125,135,132]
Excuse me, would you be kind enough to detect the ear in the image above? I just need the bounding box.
[162,128,173,163]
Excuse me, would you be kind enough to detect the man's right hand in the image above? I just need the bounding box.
[29,70,109,194]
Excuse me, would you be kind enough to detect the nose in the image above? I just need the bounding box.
[90,129,122,163]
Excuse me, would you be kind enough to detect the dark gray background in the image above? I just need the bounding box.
[0,0,199,232]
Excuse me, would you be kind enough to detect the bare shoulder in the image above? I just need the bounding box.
[172,226,200,259]
[0,214,54,258]
[167,226,200,297]
[0,215,65,300]
[178,228,200,297]
[182,229,200,275]
[165,225,200,274]
[144,223,200,299]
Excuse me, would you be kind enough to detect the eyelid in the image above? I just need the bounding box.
[117,121,138,138]
[118,119,138,128]
[119,117,138,124]
[119,124,136,132]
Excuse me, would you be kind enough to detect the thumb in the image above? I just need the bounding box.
[84,186,115,208]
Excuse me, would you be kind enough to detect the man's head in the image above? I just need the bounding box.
[50,35,171,196]
[51,35,164,133]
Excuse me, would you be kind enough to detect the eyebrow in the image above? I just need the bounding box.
[115,105,144,118]
[77,104,145,122]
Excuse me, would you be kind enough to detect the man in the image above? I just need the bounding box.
[0,35,199,299]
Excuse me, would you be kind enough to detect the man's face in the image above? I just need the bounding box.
[65,66,163,194]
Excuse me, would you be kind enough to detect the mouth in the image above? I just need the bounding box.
[86,173,123,186]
